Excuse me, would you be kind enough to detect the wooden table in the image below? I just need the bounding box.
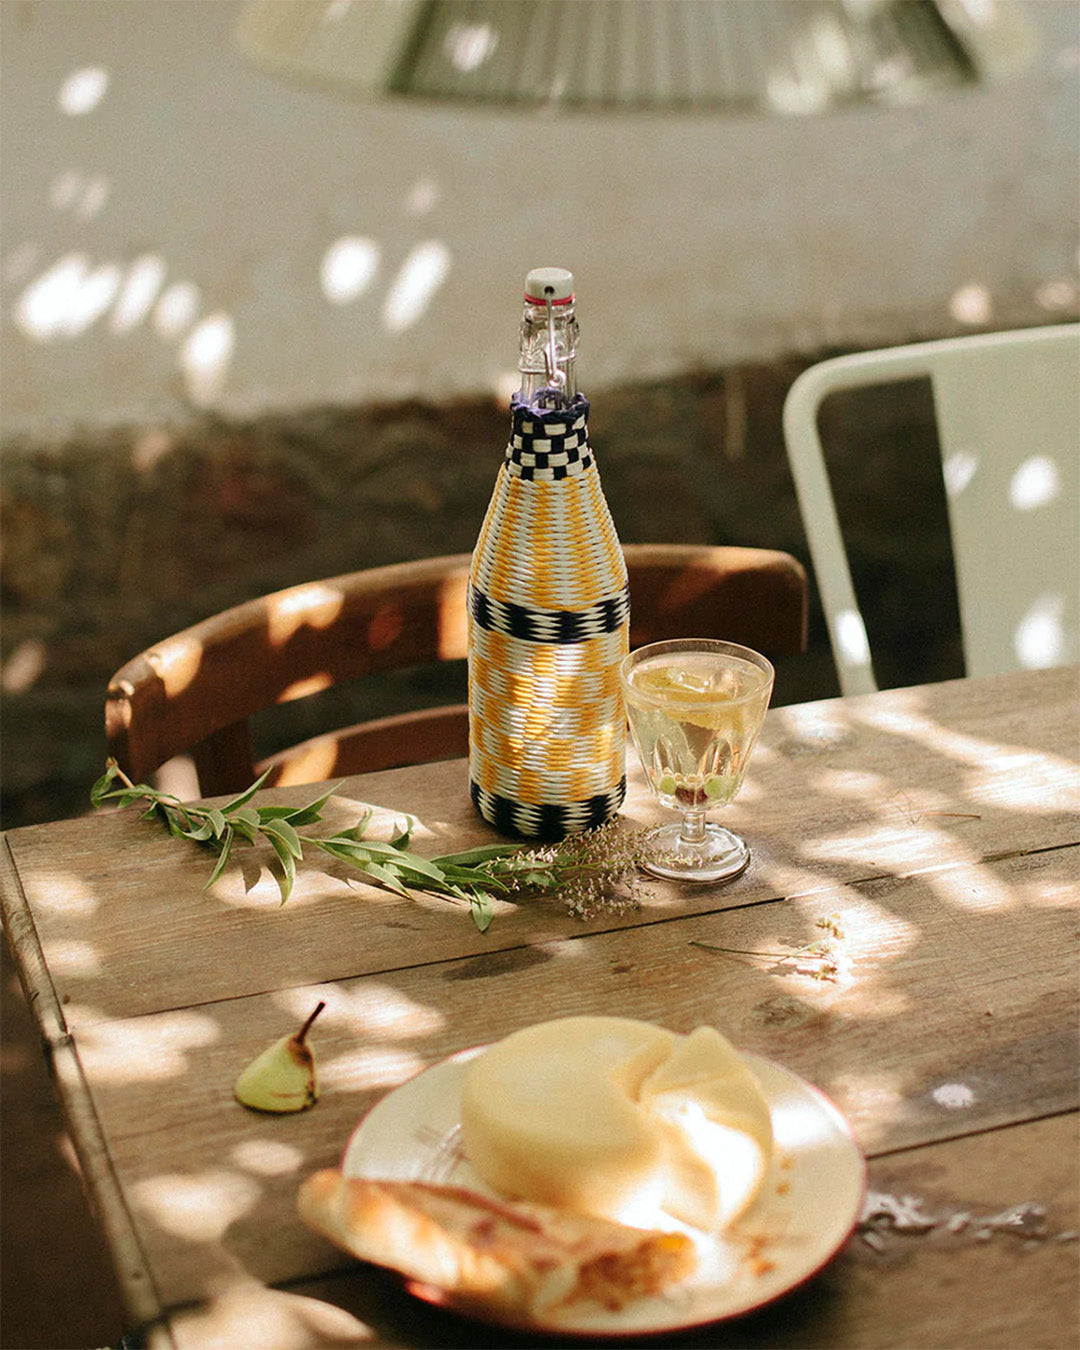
[3,667,1078,1349]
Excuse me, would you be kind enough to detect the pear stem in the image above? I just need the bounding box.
[296,1001,326,1045]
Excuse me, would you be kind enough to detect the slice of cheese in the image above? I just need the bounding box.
[639,1025,773,1230]
[460,1017,772,1233]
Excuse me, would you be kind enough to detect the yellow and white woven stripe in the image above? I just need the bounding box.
[467,394,628,838]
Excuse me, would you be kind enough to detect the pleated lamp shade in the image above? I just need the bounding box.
[235,0,1036,115]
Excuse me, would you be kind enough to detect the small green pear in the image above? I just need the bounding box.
[234,1002,326,1113]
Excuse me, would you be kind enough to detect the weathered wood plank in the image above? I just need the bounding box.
[5,668,1077,1027]
[77,849,1077,1309]
[49,1037,166,1332]
[152,1112,1079,1350]
[0,834,68,1046]
[1,843,169,1331]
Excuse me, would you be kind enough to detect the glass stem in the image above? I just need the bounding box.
[680,810,707,845]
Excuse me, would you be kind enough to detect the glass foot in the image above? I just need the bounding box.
[640,821,750,883]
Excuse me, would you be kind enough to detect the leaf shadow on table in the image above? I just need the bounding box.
[95,807,1078,1346]
[7,672,1077,1347]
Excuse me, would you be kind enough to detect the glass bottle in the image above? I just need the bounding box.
[467,267,629,838]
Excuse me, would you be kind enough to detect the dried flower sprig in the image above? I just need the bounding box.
[470,823,654,920]
[690,912,850,983]
[91,760,649,933]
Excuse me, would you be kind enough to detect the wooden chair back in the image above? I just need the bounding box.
[106,544,807,796]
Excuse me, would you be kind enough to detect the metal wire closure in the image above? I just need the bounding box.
[543,290,566,398]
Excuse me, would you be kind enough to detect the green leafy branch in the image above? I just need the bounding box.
[91,760,649,933]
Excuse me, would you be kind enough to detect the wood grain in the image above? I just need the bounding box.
[72,848,1077,1309]
[150,1112,1078,1350]
[5,668,1077,1029]
[3,667,1076,1346]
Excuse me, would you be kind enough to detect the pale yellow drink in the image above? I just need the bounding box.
[623,652,771,811]
[620,640,773,883]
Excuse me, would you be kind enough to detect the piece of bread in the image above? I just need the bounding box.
[297,1171,697,1318]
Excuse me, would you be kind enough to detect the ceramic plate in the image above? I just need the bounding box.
[340,1046,866,1337]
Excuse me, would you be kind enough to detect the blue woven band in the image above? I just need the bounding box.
[469,583,630,643]
[505,393,593,481]
[470,777,626,839]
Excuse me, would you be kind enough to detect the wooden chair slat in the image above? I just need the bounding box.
[259,705,471,787]
[106,546,807,795]
[191,721,256,799]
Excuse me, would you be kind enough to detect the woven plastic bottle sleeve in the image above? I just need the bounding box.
[468,393,629,838]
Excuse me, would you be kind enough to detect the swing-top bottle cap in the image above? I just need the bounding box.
[524,266,574,305]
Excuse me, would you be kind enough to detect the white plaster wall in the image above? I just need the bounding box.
[1,0,1077,437]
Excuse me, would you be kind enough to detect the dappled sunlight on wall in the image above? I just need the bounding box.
[320,230,453,329]
[57,64,109,115]
[320,236,379,304]
[2,3,1076,431]
[948,272,1077,332]
[110,253,166,332]
[11,62,239,407]
[1036,277,1080,311]
[381,240,452,333]
[180,312,236,405]
[16,252,123,339]
[153,281,201,338]
[405,176,440,216]
[49,168,109,219]
[6,52,463,415]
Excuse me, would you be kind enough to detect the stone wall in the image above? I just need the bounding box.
[0,357,962,830]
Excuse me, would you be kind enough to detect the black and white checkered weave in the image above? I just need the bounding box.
[505,392,593,481]
[470,778,627,840]
[469,583,630,643]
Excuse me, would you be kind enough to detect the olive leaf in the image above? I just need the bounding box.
[92,758,653,932]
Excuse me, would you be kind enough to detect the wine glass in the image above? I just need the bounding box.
[619,638,774,882]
